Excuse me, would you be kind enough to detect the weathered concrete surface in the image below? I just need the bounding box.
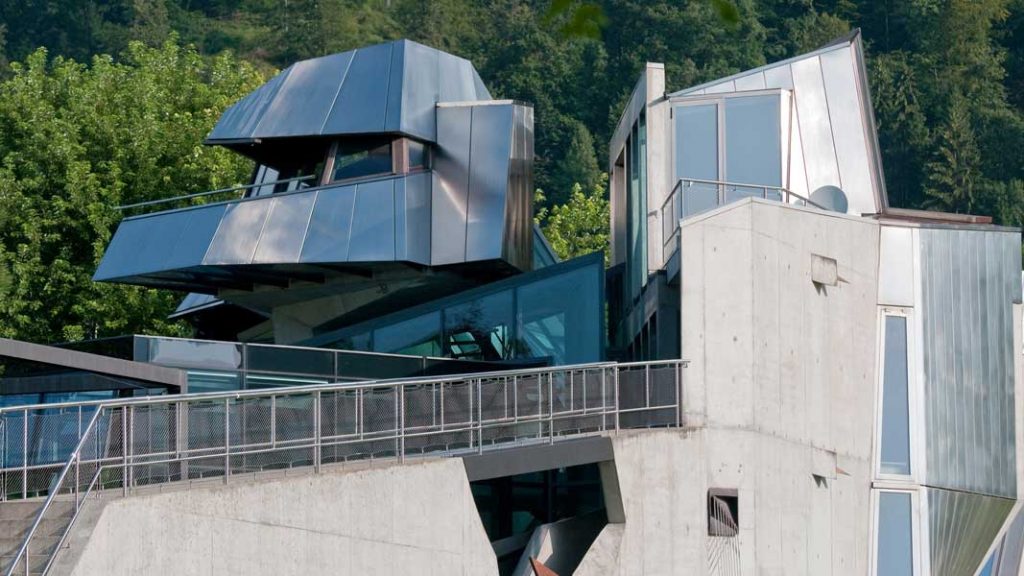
[577,200,879,575]
[574,524,624,575]
[51,459,496,576]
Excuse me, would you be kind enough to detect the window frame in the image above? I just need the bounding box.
[869,488,923,576]
[668,89,787,192]
[873,306,920,483]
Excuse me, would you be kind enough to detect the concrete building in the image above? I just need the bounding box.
[0,31,1020,576]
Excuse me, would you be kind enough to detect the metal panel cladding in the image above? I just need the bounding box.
[668,30,887,216]
[205,39,491,145]
[927,487,1014,576]
[434,102,534,271]
[920,227,1022,498]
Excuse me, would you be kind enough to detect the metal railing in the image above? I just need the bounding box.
[0,359,686,575]
[660,178,827,256]
[116,175,317,216]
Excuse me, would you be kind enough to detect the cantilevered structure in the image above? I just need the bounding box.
[0,31,1021,576]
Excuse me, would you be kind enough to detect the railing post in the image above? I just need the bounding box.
[676,362,683,427]
[223,397,230,484]
[74,453,80,512]
[21,408,27,500]
[601,368,607,431]
[548,373,554,444]
[399,386,405,463]
[477,380,483,455]
[315,391,322,472]
[270,395,277,449]
[23,539,28,576]
[121,406,129,497]
[394,387,401,460]
[614,368,620,433]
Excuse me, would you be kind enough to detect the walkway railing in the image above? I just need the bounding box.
[0,359,686,576]
[116,174,317,216]
[660,178,827,257]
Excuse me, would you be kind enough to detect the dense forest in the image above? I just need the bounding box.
[0,0,1021,343]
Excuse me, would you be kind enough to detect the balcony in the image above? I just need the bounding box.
[659,178,827,279]
[93,172,434,293]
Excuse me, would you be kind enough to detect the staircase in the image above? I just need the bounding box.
[0,501,73,576]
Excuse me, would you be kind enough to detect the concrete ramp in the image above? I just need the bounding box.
[49,459,496,576]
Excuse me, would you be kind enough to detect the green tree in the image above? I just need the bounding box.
[0,39,264,342]
[924,94,982,214]
[536,174,610,263]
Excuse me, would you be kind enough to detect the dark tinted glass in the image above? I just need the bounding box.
[374,312,442,357]
[444,291,514,361]
[332,140,392,181]
[516,264,601,365]
[408,140,428,169]
[245,345,334,376]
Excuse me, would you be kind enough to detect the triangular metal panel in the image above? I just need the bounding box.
[928,488,1014,576]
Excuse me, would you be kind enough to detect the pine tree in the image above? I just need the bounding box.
[924,94,982,214]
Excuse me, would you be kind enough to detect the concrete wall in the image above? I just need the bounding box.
[579,199,880,575]
[53,459,496,576]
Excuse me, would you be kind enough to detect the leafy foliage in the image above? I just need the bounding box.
[0,0,1023,341]
[536,175,610,263]
[0,39,263,342]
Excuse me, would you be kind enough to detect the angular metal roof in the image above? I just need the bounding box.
[206,39,491,145]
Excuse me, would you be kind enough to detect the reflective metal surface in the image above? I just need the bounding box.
[668,31,886,216]
[920,228,1021,498]
[927,488,1014,576]
[433,102,534,271]
[207,39,490,145]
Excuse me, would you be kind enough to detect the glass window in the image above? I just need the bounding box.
[444,291,514,361]
[332,139,393,182]
[675,104,720,216]
[876,492,914,576]
[626,113,647,303]
[373,312,442,357]
[245,345,334,376]
[516,265,601,365]
[725,95,781,200]
[408,140,428,169]
[187,371,241,393]
[880,314,911,475]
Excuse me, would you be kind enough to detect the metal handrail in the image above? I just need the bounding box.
[115,174,317,211]
[0,359,687,574]
[0,360,619,416]
[659,178,829,255]
[5,407,105,576]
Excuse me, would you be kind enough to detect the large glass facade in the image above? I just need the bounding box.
[374,312,444,357]
[724,95,782,201]
[445,292,514,361]
[880,314,911,476]
[309,253,605,365]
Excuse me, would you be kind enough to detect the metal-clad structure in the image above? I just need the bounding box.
[432,102,533,270]
[96,41,534,293]
[206,39,491,145]
[919,227,1021,498]
[926,488,1015,576]
[668,30,885,217]
[95,173,434,290]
